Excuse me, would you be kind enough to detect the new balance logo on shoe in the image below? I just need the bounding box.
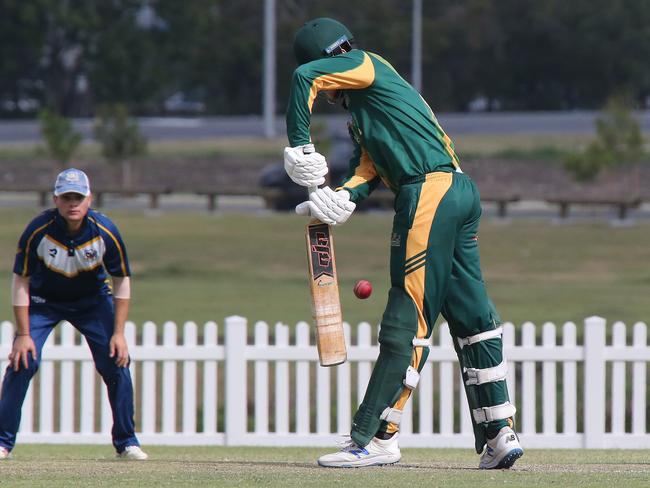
[479,426,524,469]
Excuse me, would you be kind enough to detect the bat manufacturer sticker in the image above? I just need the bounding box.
[309,224,334,280]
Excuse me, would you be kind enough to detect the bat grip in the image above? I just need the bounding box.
[307,186,319,222]
[304,145,319,198]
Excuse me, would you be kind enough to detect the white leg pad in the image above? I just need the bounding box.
[403,366,420,390]
[472,401,517,424]
[457,326,503,350]
[464,359,508,386]
[380,407,403,425]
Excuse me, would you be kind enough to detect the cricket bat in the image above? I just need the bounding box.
[305,189,347,367]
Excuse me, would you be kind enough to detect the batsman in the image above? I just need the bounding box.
[284,18,523,469]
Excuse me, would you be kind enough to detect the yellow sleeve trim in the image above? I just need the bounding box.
[22,219,54,276]
[341,148,378,189]
[307,53,375,112]
[94,220,128,276]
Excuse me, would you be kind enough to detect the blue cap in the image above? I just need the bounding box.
[54,168,91,196]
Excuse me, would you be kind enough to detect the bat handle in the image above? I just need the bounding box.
[307,186,319,223]
[304,145,319,198]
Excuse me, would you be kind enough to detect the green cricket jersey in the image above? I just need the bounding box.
[286,49,460,203]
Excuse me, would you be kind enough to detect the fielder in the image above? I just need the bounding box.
[284,18,523,469]
[0,168,147,461]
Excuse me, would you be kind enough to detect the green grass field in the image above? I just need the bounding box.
[1,445,649,487]
[0,208,648,328]
[0,136,288,161]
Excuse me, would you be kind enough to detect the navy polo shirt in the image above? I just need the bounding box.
[14,208,131,302]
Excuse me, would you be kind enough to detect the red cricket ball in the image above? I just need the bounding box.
[353,280,372,299]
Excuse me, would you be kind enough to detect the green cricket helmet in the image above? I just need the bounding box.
[293,18,354,65]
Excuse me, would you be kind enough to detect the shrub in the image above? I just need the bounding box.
[38,108,82,170]
[93,104,147,188]
[93,103,147,161]
[563,95,642,181]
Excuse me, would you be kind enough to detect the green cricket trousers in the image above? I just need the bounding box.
[350,170,515,453]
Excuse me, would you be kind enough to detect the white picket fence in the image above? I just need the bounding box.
[0,316,648,448]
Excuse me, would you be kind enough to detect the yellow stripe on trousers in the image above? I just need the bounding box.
[387,172,453,433]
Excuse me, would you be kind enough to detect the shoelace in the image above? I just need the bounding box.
[335,436,362,453]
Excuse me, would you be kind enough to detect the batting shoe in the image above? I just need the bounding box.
[479,426,523,469]
[0,447,10,460]
[116,445,149,460]
[317,434,401,468]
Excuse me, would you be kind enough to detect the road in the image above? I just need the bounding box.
[2,111,650,142]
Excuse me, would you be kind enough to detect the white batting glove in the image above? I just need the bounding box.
[283,143,328,187]
[295,187,356,226]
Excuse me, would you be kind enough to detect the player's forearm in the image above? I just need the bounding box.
[113,298,129,335]
[12,273,30,335]
[338,179,380,203]
[338,156,380,203]
[111,275,130,334]
[13,306,30,335]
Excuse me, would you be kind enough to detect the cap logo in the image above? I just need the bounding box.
[65,172,81,183]
[324,35,349,55]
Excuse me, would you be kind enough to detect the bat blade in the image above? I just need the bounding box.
[306,221,347,366]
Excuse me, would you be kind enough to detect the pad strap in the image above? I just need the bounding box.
[412,337,430,347]
[380,407,403,425]
[472,401,516,424]
[464,359,508,386]
[403,366,420,389]
[457,326,503,350]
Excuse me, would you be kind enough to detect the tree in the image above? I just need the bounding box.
[0,1,48,116]
[93,104,147,188]
[38,108,82,172]
[89,1,169,113]
[5,0,650,114]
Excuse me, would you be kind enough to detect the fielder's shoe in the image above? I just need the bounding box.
[116,445,148,460]
[317,434,401,468]
[0,447,10,460]
[479,426,523,469]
